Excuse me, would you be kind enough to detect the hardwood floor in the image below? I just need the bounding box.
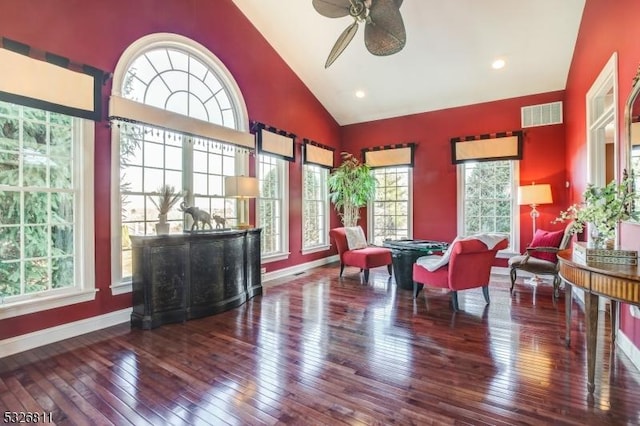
[1,264,640,425]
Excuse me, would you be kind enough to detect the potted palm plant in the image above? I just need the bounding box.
[148,184,183,235]
[328,152,376,227]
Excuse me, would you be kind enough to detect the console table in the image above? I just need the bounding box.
[557,249,640,393]
[130,229,261,329]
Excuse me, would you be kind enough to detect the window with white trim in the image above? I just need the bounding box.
[370,167,412,246]
[0,102,95,318]
[457,160,518,252]
[302,164,329,252]
[110,34,249,292]
[258,154,289,260]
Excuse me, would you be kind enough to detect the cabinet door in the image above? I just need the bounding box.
[246,230,262,298]
[189,239,225,319]
[222,234,246,301]
[149,245,187,314]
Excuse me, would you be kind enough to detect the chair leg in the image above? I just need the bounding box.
[339,264,345,277]
[553,274,561,300]
[363,269,370,283]
[387,264,392,276]
[482,286,490,304]
[413,281,422,299]
[509,267,517,293]
[451,291,459,312]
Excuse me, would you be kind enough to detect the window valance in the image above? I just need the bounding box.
[0,37,105,121]
[109,95,254,151]
[254,123,296,162]
[303,139,334,169]
[450,131,523,164]
[363,143,415,168]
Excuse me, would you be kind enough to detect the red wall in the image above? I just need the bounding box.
[565,0,640,348]
[341,92,568,253]
[0,0,341,340]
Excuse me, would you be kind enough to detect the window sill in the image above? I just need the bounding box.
[301,244,331,255]
[0,289,98,320]
[111,279,132,296]
[497,250,520,259]
[261,252,290,264]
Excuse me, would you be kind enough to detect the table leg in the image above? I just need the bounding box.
[565,282,573,347]
[610,299,618,345]
[585,291,599,394]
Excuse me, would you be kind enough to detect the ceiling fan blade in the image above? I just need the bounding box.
[364,0,406,56]
[312,0,352,18]
[325,21,359,68]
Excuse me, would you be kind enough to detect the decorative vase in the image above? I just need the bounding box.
[155,214,170,235]
[589,226,605,248]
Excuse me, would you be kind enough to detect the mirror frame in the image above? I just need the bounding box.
[624,64,640,222]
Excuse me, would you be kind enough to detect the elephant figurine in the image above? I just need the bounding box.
[179,202,213,231]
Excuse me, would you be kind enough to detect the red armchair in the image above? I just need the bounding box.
[412,236,508,311]
[330,227,392,283]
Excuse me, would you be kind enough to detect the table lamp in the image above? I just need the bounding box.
[225,176,259,229]
[517,183,553,236]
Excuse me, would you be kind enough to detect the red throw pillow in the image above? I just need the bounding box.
[529,229,565,262]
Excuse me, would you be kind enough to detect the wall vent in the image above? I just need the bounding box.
[521,101,563,128]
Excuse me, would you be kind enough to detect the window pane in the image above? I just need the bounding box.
[303,165,328,249]
[0,103,81,301]
[371,167,411,245]
[460,160,514,248]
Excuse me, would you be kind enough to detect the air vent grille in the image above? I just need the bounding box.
[521,101,563,128]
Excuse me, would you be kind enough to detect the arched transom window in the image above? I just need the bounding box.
[110,34,249,292]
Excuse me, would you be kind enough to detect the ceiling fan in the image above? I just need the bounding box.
[312,0,406,68]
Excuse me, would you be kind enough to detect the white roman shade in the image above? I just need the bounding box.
[451,131,523,164]
[109,95,254,150]
[363,143,415,168]
[257,126,295,162]
[303,140,334,169]
[0,39,104,121]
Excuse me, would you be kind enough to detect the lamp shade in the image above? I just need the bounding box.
[517,183,553,206]
[225,176,259,198]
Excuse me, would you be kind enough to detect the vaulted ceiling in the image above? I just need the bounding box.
[231,0,586,125]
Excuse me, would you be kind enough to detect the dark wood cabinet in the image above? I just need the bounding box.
[130,229,261,329]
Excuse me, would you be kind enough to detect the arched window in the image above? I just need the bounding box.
[110,34,249,293]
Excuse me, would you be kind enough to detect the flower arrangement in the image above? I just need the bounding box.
[554,174,638,245]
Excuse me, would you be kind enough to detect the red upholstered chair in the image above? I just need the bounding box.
[330,227,392,283]
[412,236,509,311]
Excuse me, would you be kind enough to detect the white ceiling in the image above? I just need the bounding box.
[231,0,586,126]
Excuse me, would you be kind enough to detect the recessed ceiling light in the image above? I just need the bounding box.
[355,90,366,98]
[492,59,506,70]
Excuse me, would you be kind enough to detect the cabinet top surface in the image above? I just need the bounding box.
[130,228,261,246]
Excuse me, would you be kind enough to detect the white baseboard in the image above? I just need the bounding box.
[617,330,640,377]
[263,255,339,285]
[0,308,131,358]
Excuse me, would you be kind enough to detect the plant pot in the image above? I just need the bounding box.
[155,222,170,235]
[156,214,169,235]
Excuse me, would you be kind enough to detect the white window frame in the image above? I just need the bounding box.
[456,160,520,256]
[367,166,413,245]
[109,33,249,295]
[0,112,95,320]
[257,154,290,262]
[301,164,330,254]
